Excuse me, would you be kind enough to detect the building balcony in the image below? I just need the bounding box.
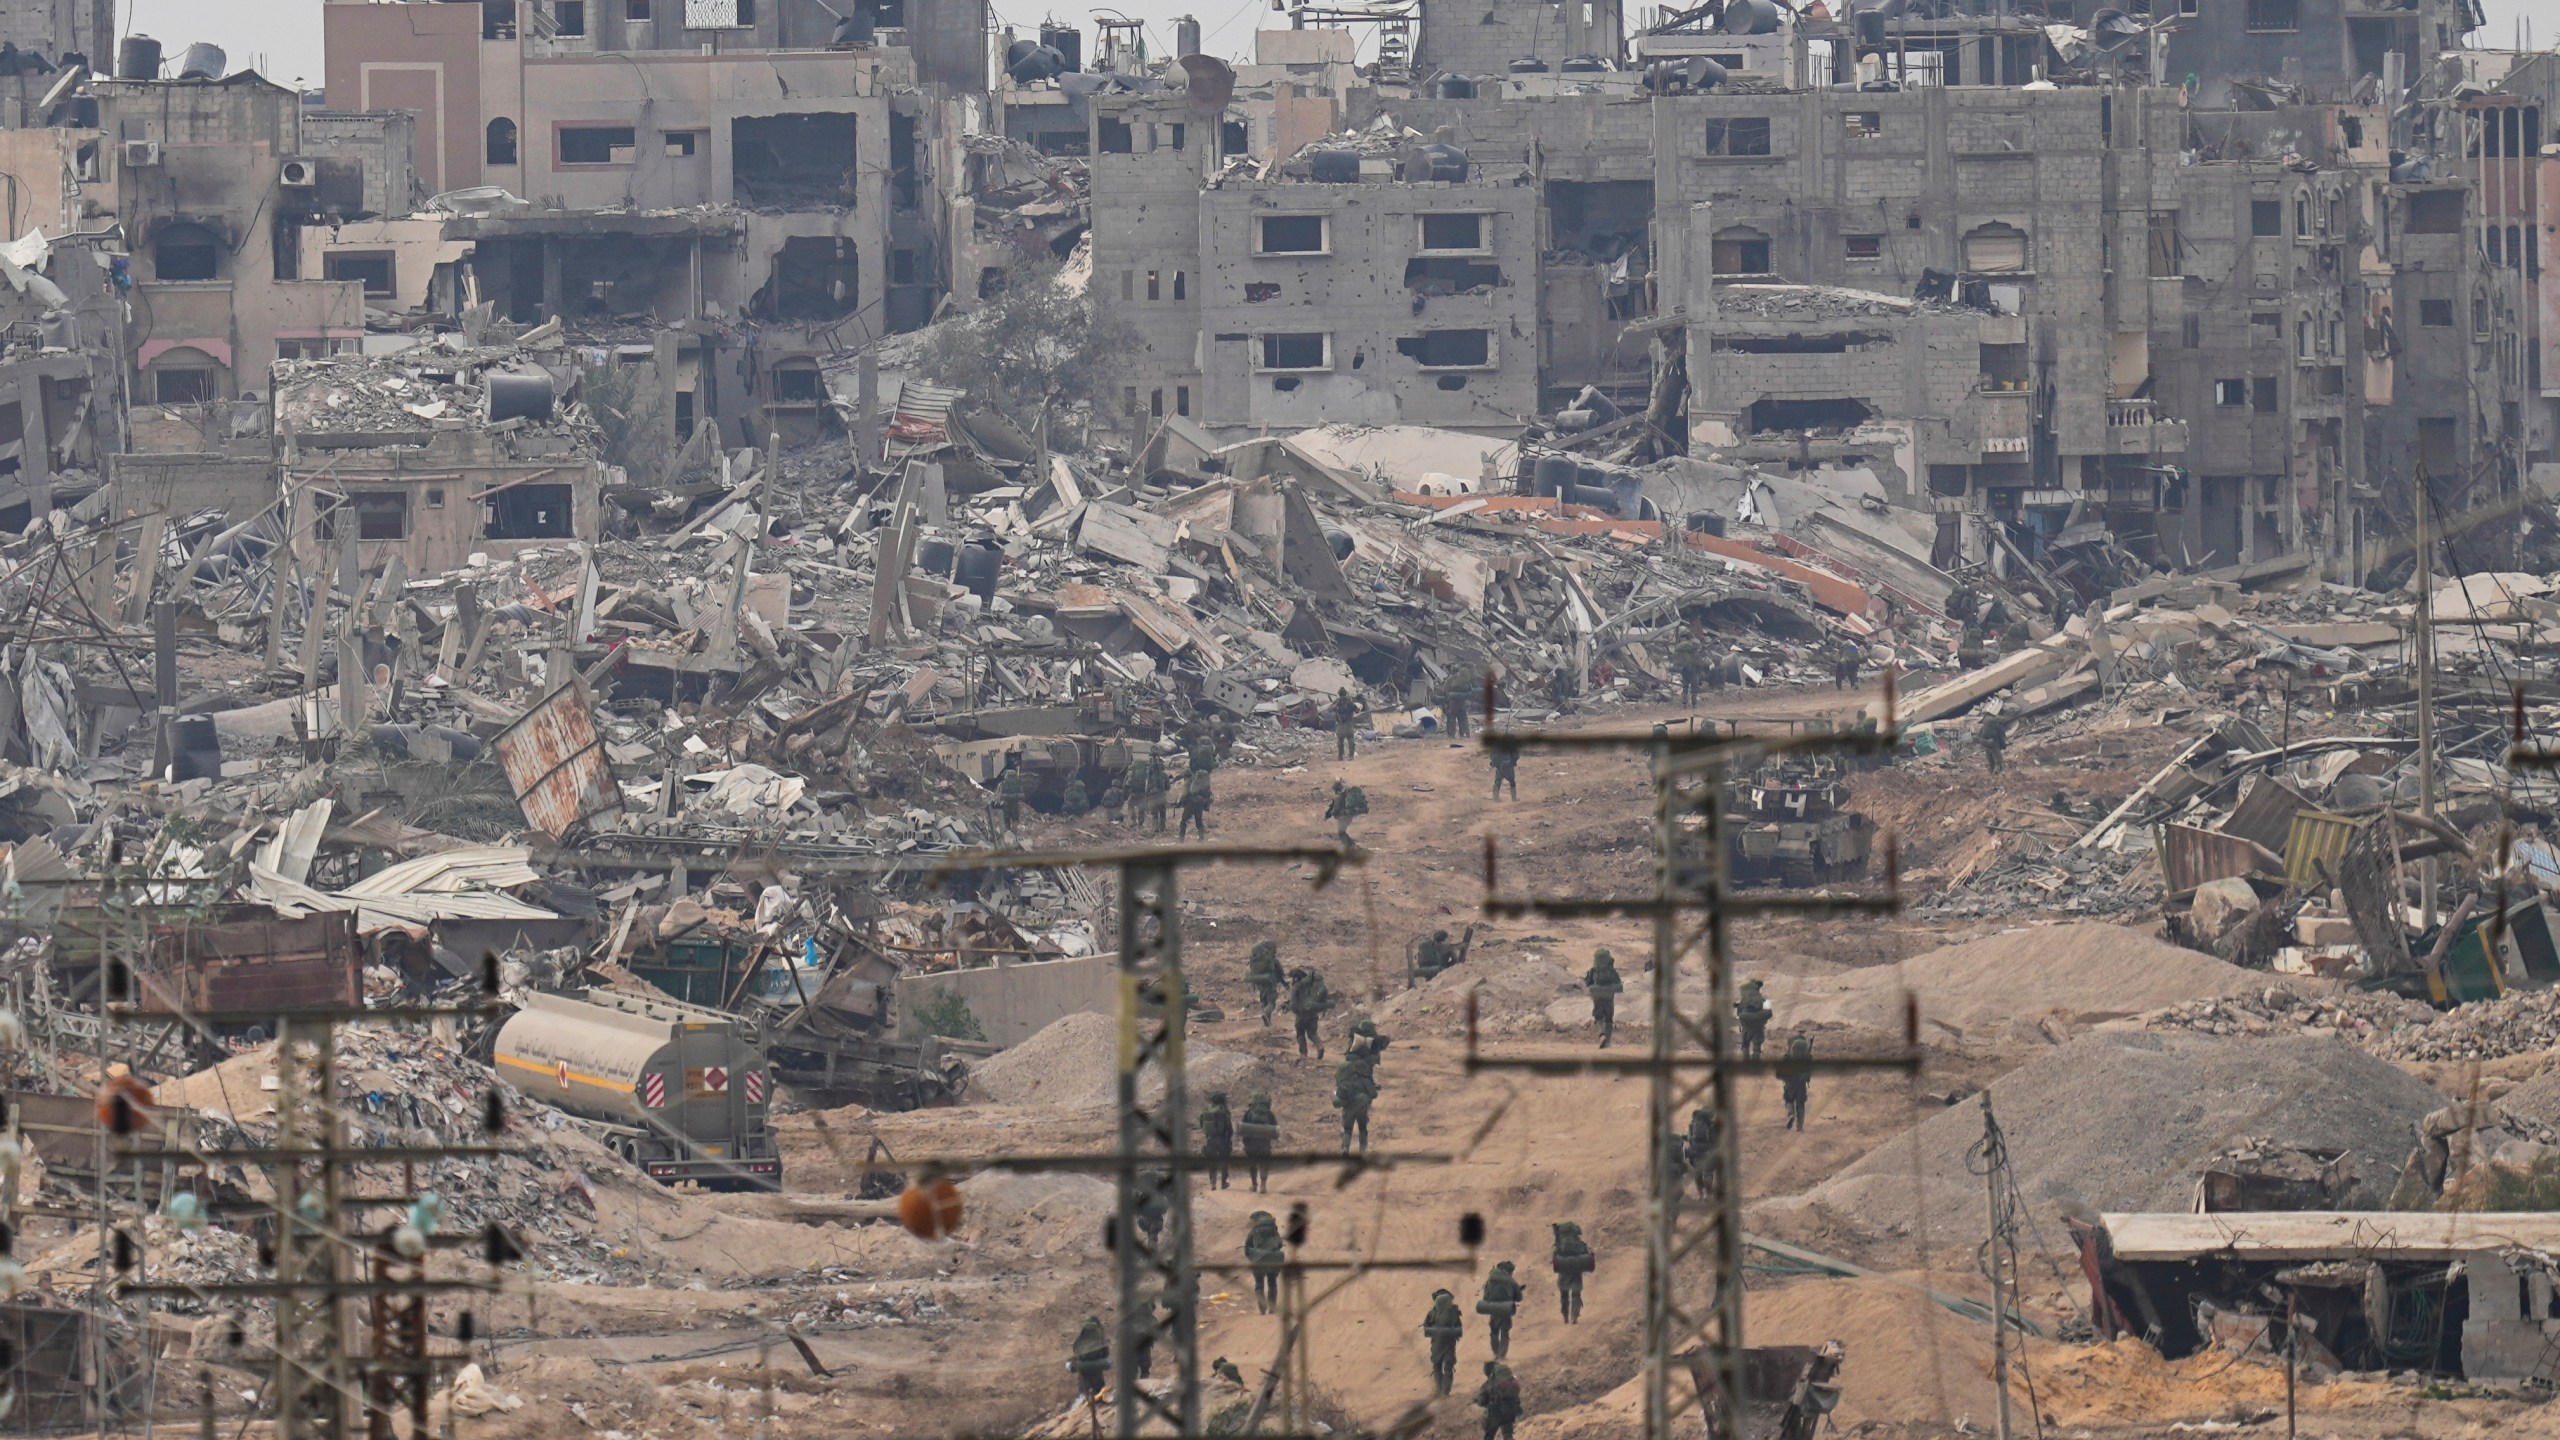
[2106,397,2189,455]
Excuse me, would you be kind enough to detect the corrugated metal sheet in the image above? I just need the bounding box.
[2220,776,2314,854]
[2283,810,2361,887]
[492,680,617,840]
[2161,823,2283,894]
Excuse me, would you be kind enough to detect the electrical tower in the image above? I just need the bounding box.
[1474,711,1914,1440]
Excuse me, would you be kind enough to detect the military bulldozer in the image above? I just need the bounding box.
[1725,757,1874,887]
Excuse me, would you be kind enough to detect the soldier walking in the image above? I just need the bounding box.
[1473,1362,1522,1440]
[1422,1289,1465,1395]
[1141,751,1171,833]
[1179,766,1214,839]
[1673,633,1705,707]
[1333,688,1361,761]
[1199,1091,1235,1190]
[1778,1032,1814,1131]
[1550,1222,1593,1324]
[1441,675,1474,739]
[1247,941,1285,1026]
[1333,1055,1376,1155]
[1490,746,1519,801]
[1069,1316,1111,1403]
[1583,948,1624,1049]
[1325,778,1368,845]
[1979,711,2011,775]
[1681,1107,1719,1198]
[1245,1211,1287,1314]
[1240,1092,1280,1192]
[1346,1017,1389,1071]
[1734,978,1772,1061]
[1478,1261,1525,1359]
[1288,967,1333,1059]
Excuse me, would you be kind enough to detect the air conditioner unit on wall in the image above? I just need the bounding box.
[120,140,159,168]
[280,158,317,187]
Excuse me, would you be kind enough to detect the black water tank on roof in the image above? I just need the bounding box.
[956,540,1003,600]
[1308,149,1361,183]
[116,34,160,80]
[1531,454,1575,497]
[1417,142,1468,182]
[1434,75,1476,98]
[176,42,225,81]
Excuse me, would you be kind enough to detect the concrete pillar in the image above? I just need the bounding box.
[20,368,50,520]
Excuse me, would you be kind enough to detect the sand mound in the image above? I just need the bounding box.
[1759,1031,2442,1265]
[1753,922,2263,1046]
[969,1011,1264,1108]
[1374,948,1611,1037]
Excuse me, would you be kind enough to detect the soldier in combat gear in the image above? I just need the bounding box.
[1478,1261,1525,1359]
[1288,966,1334,1058]
[1333,1055,1376,1154]
[1583,948,1624,1049]
[1069,1316,1110,1403]
[1179,766,1214,839]
[1550,1222,1594,1324]
[1734,978,1772,1061]
[1422,1289,1465,1395]
[1778,1032,1815,1130]
[1245,1210,1286,1314]
[1490,745,1519,800]
[1333,687,1361,760]
[1240,1093,1280,1192]
[1473,1361,1522,1440]
[1681,1107,1720,1198]
[1247,941,1285,1026]
[998,763,1027,831]
[1199,1091,1235,1190]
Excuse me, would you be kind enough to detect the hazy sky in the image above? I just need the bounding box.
[120,0,2556,95]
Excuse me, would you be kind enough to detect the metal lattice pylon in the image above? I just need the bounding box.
[1114,856,1197,1439]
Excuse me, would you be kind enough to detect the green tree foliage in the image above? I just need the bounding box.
[910,989,987,1042]
[913,264,1141,438]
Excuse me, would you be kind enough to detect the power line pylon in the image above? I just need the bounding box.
[1474,710,1915,1440]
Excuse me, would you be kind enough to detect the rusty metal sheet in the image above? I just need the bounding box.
[2220,775,2314,854]
[2161,822,2284,894]
[492,679,617,840]
[2283,810,2361,887]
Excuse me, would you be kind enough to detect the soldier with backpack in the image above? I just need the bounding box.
[1245,1211,1287,1314]
[1550,1222,1594,1324]
[1422,1289,1465,1395]
[1333,1055,1377,1155]
[1288,967,1334,1058]
[1583,948,1625,1049]
[1473,1361,1522,1440]
[1179,766,1214,839]
[1325,778,1368,845]
[1477,1261,1526,1359]
[1240,1093,1280,1192]
[1198,1092,1235,1191]
[1247,941,1285,1026]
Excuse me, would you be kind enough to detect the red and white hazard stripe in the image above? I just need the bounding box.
[641,1072,667,1109]
[743,1070,766,1105]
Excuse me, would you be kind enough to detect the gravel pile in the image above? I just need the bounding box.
[968,1011,1262,1108]
[1759,1031,2443,1264]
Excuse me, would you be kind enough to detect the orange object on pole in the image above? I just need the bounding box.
[96,1074,156,1135]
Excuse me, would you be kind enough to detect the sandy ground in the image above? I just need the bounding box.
[428,680,2550,1439]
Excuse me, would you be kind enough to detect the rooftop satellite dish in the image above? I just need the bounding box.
[1178,51,1236,112]
[37,62,84,116]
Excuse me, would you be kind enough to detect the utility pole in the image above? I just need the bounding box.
[1980,1095,2014,1440]
[2415,464,2438,928]
[1471,700,1912,1440]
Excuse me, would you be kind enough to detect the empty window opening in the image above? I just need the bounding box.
[1843,111,1881,139]
[1963,221,2028,273]
[1146,270,1160,300]
[2409,191,2463,233]
[2251,199,2282,237]
[2215,378,2247,406]
[1404,257,1503,293]
[774,362,824,402]
[351,492,410,541]
[2245,0,2298,30]
[889,111,919,209]
[1222,120,1248,154]
[1244,282,1281,302]
[731,114,859,207]
[1396,329,1492,368]
[890,249,917,285]
[1173,272,1186,299]
[2251,376,2277,413]
[557,1,587,35]
[1170,123,1186,150]
[152,368,214,405]
[665,130,702,157]
[753,235,860,320]
[559,124,636,166]
[1419,213,1485,252]
[1704,117,1771,156]
[1745,398,1871,432]
[153,221,221,281]
[1257,215,1328,255]
[1099,118,1133,153]
[1978,342,2028,386]
[1712,228,1771,275]
[1259,333,1330,371]
[1176,385,1190,416]
[487,117,519,166]
[324,251,396,297]
[1844,234,1882,260]
[2421,298,2455,327]
[626,0,651,18]
[1149,388,1164,417]
[485,483,575,541]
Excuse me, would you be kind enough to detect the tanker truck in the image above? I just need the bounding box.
[495,989,782,1190]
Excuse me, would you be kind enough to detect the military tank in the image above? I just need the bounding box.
[1725,756,1874,887]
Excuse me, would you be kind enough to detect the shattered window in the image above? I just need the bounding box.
[1703,118,1771,156]
[1396,330,1492,369]
[152,368,214,405]
[324,251,396,297]
[153,221,221,281]
[773,364,824,402]
[1711,229,1771,275]
[732,114,858,206]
